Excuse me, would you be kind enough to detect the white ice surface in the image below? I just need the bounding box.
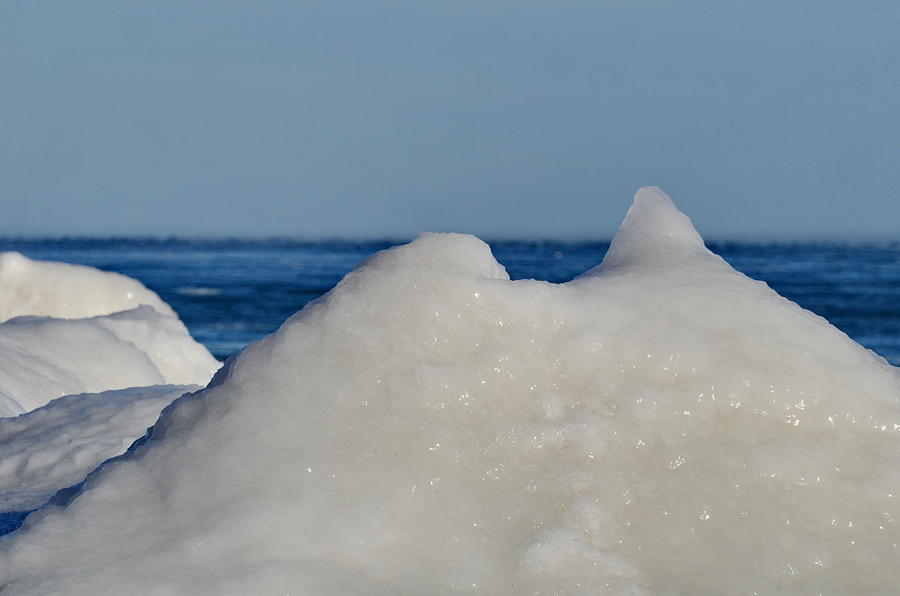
[0,251,176,322]
[0,306,219,417]
[88,306,220,388]
[2,188,900,594]
[0,385,196,512]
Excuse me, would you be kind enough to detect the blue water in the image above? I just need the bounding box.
[1,238,898,366]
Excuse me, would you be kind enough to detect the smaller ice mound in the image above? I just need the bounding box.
[0,385,196,512]
[91,306,221,387]
[0,307,219,417]
[0,252,176,322]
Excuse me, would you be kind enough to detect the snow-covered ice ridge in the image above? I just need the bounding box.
[0,253,218,525]
[0,253,219,416]
[0,306,219,417]
[3,188,900,594]
[0,384,198,512]
[0,251,177,322]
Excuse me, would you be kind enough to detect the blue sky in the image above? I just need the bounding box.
[1,1,897,239]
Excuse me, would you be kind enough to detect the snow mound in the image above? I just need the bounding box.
[0,306,219,417]
[0,252,176,322]
[0,385,196,512]
[2,188,900,594]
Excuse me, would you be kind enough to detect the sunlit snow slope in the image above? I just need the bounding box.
[0,251,176,321]
[0,306,219,416]
[2,188,899,595]
[0,384,197,512]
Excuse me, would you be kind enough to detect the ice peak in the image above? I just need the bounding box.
[599,187,708,271]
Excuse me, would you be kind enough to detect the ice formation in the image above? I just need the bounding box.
[0,256,216,524]
[0,385,196,512]
[3,188,900,594]
[0,306,219,417]
[0,251,176,322]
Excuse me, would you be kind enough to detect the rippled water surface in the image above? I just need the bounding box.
[1,238,898,365]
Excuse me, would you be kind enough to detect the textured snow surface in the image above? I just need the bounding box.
[0,385,196,511]
[0,253,217,416]
[0,306,219,417]
[3,188,900,595]
[0,251,176,322]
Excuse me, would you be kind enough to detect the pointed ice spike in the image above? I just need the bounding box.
[597,187,710,271]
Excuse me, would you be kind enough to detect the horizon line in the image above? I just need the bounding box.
[0,233,898,247]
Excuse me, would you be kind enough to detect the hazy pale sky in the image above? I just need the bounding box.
[1,1,897,239]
